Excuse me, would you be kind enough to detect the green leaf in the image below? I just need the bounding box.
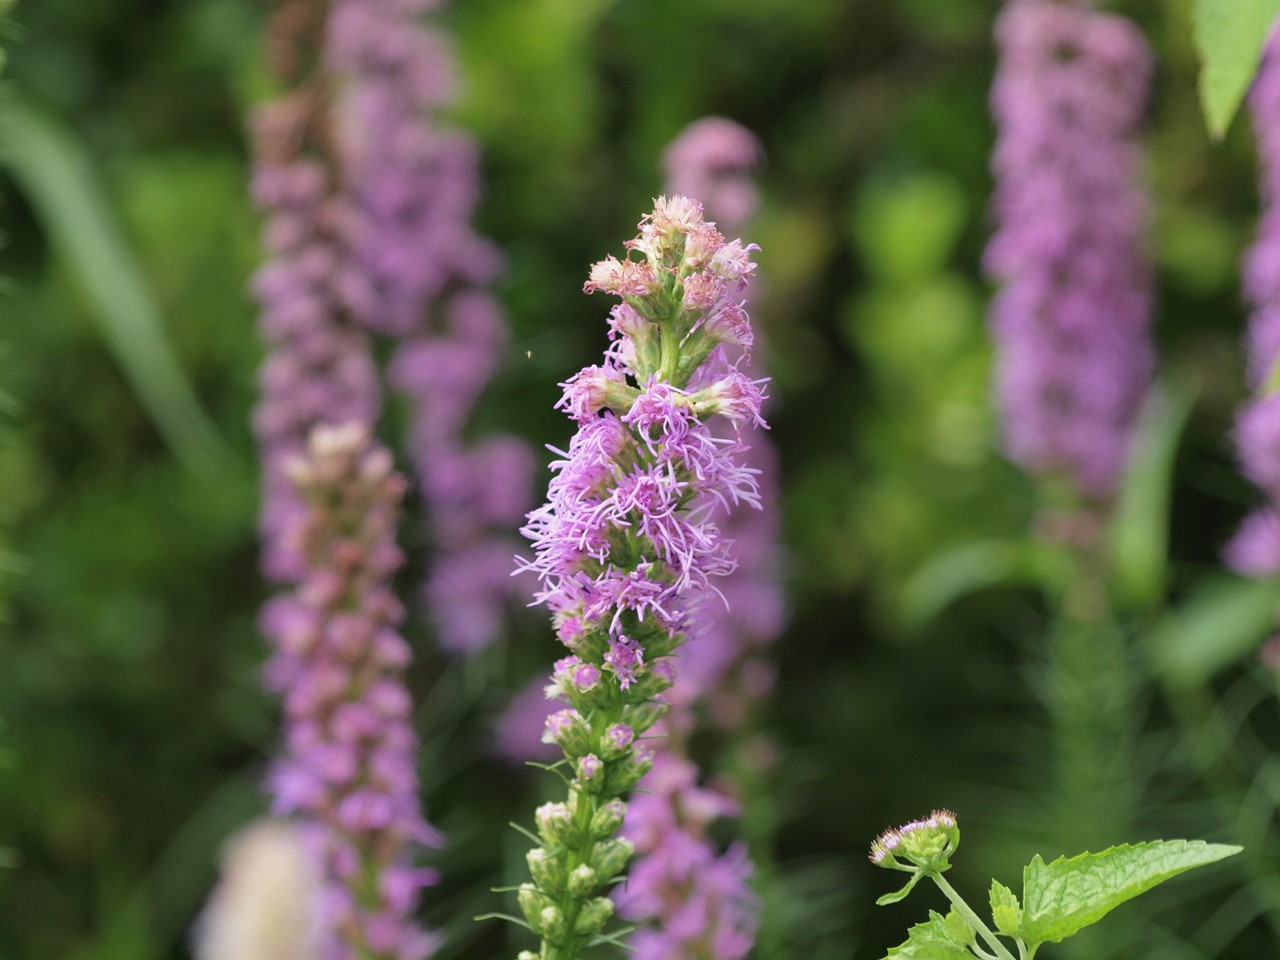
[0,97,228,477]
[897,540,1062,631]
[879,911,974,960]
[876,869,925,906]
[1020,841,1242,948]
[989,879,1021,938]
[1193,0,1280,139]
[1107,383,1194,611]
[1145,576,1280,687]
[940,906,975,947]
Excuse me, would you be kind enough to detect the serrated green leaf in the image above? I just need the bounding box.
[989,879,1021,938]
[940,906,975,947]
[1108,383,1194,611]
[1194,0,1280,139]
[1020,840,1242,947]
[879,911,974,960]
[1145,576,1280,687]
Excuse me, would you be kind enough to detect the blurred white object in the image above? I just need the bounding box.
[195,819,322,960]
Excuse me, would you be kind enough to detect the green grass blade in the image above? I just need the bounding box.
[0,97,228,476]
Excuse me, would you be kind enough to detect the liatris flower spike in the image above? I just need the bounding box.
[870,810,1240,960]
[496,197,766,960]
[262,424,441,960]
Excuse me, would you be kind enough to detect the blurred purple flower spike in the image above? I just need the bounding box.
[1230,36,1280,581]
[261,424,441,960]
[986,0,1154,501]
[329,0,533,654]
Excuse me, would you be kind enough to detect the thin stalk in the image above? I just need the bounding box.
[930,872,1017,960]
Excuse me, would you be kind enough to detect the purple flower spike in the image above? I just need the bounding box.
[611,118,782,960]
[328,0,532,655]
[262,424,439,960]
[510,198,766,959]
[1230,36,1280,582]
[986,0,1154,500]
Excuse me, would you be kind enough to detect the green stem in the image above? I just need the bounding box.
[1046,599,1134,852]
[929,873,1018,960]
[658,319,678,383]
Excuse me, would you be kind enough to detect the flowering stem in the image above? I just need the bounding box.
[510,198,766,960]
[929,873,1017,960]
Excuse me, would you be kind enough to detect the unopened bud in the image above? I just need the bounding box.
[526,847,564,892]
[604,743,654,794]
[589,799,627,838]
[517,883,549,929]
[539,905,567,942]
[567,864,597,897]
[591,837,634,880]
[534,803,574,849]
[573,896,615,936]
[600,723,635,760]
[577,754,604,790]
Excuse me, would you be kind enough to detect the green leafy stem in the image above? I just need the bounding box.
[871,811,1241,960]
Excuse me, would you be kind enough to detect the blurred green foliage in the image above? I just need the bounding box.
[0,1,1278,959]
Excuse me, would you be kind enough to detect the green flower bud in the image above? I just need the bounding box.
[573,896,615,935]
[567,863,597,897]
[620,701,666,734]
[577,753,605,792]
[527,847,564,893]
[535,802,575,849]
[590,798,627,838]
[540,905,567,943]
[604,744,655,795]
[543,708,592,757]
[518,883,551,929]
[869,809,959,873]
[591,837,635,880]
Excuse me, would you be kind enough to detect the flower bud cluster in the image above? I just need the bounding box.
[261,424,440,960]
[869,809,960,874]
[1227,38,1280,578]
[513,198,765,959]
[326,0,533,653]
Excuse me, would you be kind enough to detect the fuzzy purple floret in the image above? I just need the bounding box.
[328,0,533,653]
[261,425,441,960]
[986,0,1154,499]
